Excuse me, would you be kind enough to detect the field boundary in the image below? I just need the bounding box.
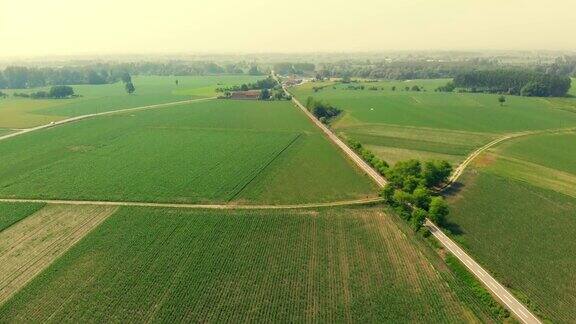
[0,97,216,143]
[0,197,384,210]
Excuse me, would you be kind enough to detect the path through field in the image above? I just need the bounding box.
[0,197,384,210]
[0,204,117,306]
[0,97,216,143]
[441,127,576,191]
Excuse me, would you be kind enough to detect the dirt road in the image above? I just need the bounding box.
[0,97,216,143]
[441,127,576,191]
[0,197,384,210]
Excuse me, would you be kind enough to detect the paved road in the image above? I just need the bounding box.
[0,97,216,142]
[0,197,384,210]
[427,221,541,324]
[279,76,541,324]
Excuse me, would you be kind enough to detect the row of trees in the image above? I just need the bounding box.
[13,85,76,99]
[0,66,128,89]
[453,70,571,97]
[348,138,452,232]
[305,97,342,123]
[314,59,499,80]
[273,63,315,75]
[216,76,278,93]
[348,139,389,175]
[0,62,266,90]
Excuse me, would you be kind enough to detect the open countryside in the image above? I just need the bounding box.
[1,0,576,322]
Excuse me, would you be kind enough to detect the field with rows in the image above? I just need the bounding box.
[0,206,498,323]
[0,75,261,129]
[0,204,117,305]
[292,79,576,165]
[0,99,376,204]
[0,202,44,232]
[446,133,576,322]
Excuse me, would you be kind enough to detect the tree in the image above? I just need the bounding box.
[391,86,396,91]
[411,85,421,91]
[175,79,179,86]
[125,81,135,94]
[393,189,412,207]
[498,95,506,106]
[423,160,452,188]
[259,88,270,100]
[120,72,132,84]
[240,84,249,91]
[0,91,7,99]
[381,184,395,204]
[248,66,261,75]
[48,85,74,98]
[412,187,431,210]
[410,208,427,232]
[429,197,449,225]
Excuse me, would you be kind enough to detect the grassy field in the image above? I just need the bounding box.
[0,203,44,233]
[447,170,576,323]
[0,206,497,323]
[446,132,576,322]
[495,132,576,175]
[292,79,576,165]
[0,75,261,129]
[0,99,376,204]
[0,204,117,305]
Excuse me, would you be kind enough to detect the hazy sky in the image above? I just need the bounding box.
[1,0,575,58]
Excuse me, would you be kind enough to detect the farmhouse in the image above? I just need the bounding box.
[230,90,261,100]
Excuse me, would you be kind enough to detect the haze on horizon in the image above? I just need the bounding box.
[1,0,575,58]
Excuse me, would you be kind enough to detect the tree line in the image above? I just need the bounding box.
[348,139,452,232]
[0,62,264,90]
[452,70,571,97]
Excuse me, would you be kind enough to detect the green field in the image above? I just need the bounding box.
[0,99,376,204]
[0,203,44,232]
[292,79,576,165]
[0,129,14,137]
[446,133,576,322]
[0,75,261,129]
[0,206,497,323]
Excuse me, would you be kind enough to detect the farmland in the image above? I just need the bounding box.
[0,202,44,232]
[292,79,576,165]
[0,99,376,204]
[0,204,117,305]
[0,75,262,129]
[0,206,497,322]
[446,132,576,322]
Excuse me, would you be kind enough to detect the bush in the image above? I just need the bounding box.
[428,196,449,225]
[410,208,427,232]
[49,85,74,98]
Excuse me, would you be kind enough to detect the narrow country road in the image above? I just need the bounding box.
[0,96,216,142]
[0,197,384,210]
[278,74,542,324]
[427,221,541,324]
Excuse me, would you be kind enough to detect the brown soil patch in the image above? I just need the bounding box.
[472,152,497,168]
